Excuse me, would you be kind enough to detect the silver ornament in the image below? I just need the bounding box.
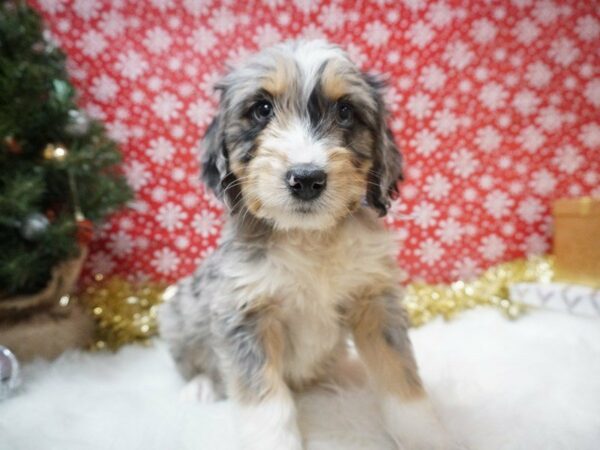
[20,212,50,241]
[65,109,91,136]
[0,346,20,400]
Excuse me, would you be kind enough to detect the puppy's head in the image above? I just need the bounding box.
[202,40,402,231]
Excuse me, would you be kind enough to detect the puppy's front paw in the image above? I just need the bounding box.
[179,374,217,404]
[237,396,303,450]
[382,397,453,450]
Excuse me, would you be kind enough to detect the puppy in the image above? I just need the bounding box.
[160,40,450,450]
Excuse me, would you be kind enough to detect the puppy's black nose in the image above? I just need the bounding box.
[286,164,327,201]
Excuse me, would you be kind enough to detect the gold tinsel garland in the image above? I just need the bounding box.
[404,256,554,326]
[80,275,170,350]
[80,256,554,350]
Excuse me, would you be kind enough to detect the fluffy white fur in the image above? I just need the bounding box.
[1,309,599,450]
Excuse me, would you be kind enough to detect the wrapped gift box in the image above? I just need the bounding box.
[510,282,600,317]
[553,198,600,288]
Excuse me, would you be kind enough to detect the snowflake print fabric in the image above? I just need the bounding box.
[30,0,600,285]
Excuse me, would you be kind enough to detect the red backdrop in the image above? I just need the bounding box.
[31,0,600,285]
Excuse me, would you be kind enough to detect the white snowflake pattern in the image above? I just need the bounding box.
[425,173,451,200]
[517,125,545,152]
[73,0,101,21]
[531,169,557,196]
[107,231,135,256]
[449,149,479,178]
[415,238,444,266]
[293,0,320,13]
[512,18,540,45]
[190,26,217,54]
[152,93,183,122]
[575,15,600,41]
[517,197,545,223]
[432,109,459,135]
[484,190,514,218]
[479,234,506,261]
[475,126,502,152]
[147,137,176,164]
[318,5,346,30]
[183,0,213,16]
[411,202,440,228]
[192,211,220,237]
[470,18,497,44]
[254,24,281,48]
[150,0,174,10]
[38,0,66,14]
[552,145,583,174]
[91,75,119,102]
[452,257,480,280]
[512,89,540,116]
[411,129,439,155]
[443,40,474,70]
[479,82,508,110]
[79,30,107,57]
[579,123,600,149]
[533,0,561,25]
[143,27,173,53]
[87,251,116,275]
[408,21,435,48]
[584,79,600,108]
[523,233,549,255]
[427,1,454,28]
[124,161,151,192]
[525,61,552,88]
[363,20,390,47]
[187,99,215,126]
[433,218,463,244]
[536,106,563,131]
[99,11,127,36]
[406,93,434,120]
[209,7,237,34]
[151,248,181,275]
[548,38,580,67]
[419,64,447,91]
[157,203,187,231]
[115,50,148,80]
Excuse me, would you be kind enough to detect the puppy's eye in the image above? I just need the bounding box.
[253,100,274,121]
[337,102,354,125]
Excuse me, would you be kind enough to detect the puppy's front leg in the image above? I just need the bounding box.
[219,308,302,450]
[349,289,451,450]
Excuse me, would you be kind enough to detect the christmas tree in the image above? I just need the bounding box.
[0,2,131,297]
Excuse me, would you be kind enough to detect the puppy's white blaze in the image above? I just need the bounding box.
[236,393,302,450]
[381,396,452,450]
[268,118,328,166]
[291,39,348,98]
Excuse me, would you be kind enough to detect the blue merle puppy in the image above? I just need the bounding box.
[160,40,451,450]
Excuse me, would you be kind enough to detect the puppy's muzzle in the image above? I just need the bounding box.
[286,164,327,201]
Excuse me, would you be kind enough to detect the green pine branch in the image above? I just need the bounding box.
[0,1,133,296]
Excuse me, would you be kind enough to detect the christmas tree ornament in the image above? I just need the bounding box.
[42,143,68,161]
[3,135,21,154]
[20,212,50,241]
[76,215,94,245]
[0,345,20,400]
[65,109,91,136]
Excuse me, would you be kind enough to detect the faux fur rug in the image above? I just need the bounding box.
[1,309,599,450]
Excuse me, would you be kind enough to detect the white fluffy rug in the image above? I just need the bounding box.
[1,309,599,450]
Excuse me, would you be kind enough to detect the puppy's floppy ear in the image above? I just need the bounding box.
[201,113,227,197]
[363,74,403,216]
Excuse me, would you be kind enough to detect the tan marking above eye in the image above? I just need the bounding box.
[321,60,350,101]
[261,57,295,96]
